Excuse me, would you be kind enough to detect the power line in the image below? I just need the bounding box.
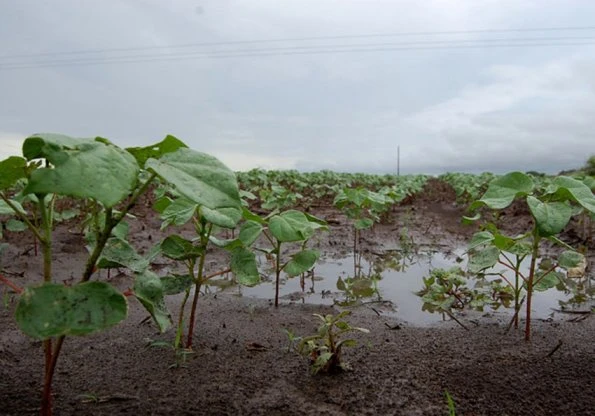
[2,25,595,60]
[1,40,593,70]
[0,42,595,71]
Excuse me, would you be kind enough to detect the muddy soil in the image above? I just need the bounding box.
[1,185,594,416]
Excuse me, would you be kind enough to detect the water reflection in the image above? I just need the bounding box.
[204,249,594,326]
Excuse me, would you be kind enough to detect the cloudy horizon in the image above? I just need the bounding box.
[1,1,594,175]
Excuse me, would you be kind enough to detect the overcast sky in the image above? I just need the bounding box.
[1,0,594,174]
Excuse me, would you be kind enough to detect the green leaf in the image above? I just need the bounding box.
[551,176,595,214]
[125,135,188,168]
[230,247,260,286]
[467,231,494,251]
[146,149,241,217]
[200,206,242,229]
[134,271,172,332]
[160,197,197,228]
[268,210,314,242]
[22,134,139,207]
[96,237,148,272]
[468,246,500,274]
[527,196,572,237]
[5,219,27,232]
[304,212,329,230]
[284,249,319,277]
[160,274,193,295]
[242,207,266,224]
[238,220,263,246]
[354,218,374,230]
[161,235,202,261]
[473,172,534,210]
[0,199,26,215]
[15,282,127,339]
[534,270,564,292]
[152,196,172,214]
[558,251,585,270]
[0,156,27,190]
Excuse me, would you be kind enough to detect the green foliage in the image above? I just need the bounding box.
[464,172,595,340]
[298,310,368,374]
[0,133,246,414]
[22,134,139,208]
[15,282,127,339]
[439,172,496,203]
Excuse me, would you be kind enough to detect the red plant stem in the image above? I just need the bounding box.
[497,259,526,282]
[0,274,23,294]
[497,273,514,289]
[41,336,65,416]
[274,242,282,308]
[204,268,231,280]
[524,234,541,342]
[533,264,559,286]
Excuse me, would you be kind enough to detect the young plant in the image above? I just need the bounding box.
[333,187,393,274]
[465,172,595,341]
[224,209,327,307]
[0,133,232,415]
[297,310,369,374]
[149,185,259,349]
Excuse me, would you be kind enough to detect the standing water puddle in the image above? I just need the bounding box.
[208,250,593,326]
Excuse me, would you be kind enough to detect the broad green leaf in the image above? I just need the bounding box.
[153,196,172,214]
[15,282,127,339]
[125,135,188,168]
[0,199,26,215]
[551,176,595,213]
[269,210,314,242]
[161,235,202,261]
[201,205,242,229]
[230,247,260,286]
[468,246,500,274]
[242,207,266,224]
[304,212,329,230]
[506,241,532,256]
[0,157,26,190]
[473,172,534,210]
[145,149,241,215]
[558,251,585,270]
[284,249,319,277]
[337,277,347,291]
[467,231,494,251]
[5,219,27,232]
[527,196,572,237]
[134,271,171,332]
[160,274,193,295]
[160,197,197,229]
[97,237,149,272]
[534,270,564,292]
[208,235,243,250]
[354,218,374,230]
[239,220,264,246]
[23,134,139,207]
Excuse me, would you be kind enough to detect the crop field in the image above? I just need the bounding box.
[0,135,594,416]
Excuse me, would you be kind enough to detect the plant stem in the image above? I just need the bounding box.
[37,194,55,416]
[0,274,23,293]
[176,260,194,350]
[274,241,282,308]
[82,208,114,282]
[524,233,541,342]
[186,223,212,349]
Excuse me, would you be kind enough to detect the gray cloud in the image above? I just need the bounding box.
[1,0,594,174]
